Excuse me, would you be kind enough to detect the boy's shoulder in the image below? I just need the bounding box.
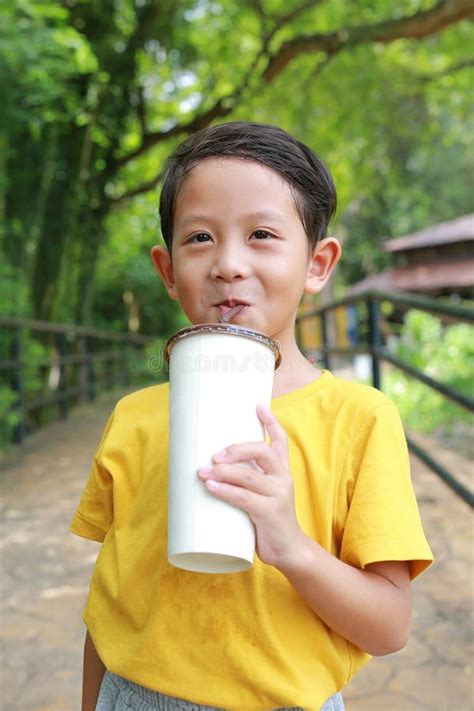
[276,371,399,431]
[318,374,403,436]
[114,381,169,418]
[286,371,398,424]
[325,373,394,411]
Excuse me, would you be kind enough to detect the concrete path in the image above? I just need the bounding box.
[1,390,472,711]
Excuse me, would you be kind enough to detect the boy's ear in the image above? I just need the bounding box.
[150,245,179,301]
[305,237,341,294]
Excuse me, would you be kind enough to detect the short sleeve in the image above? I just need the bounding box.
[70,411,115,542]
[339,402,433,580]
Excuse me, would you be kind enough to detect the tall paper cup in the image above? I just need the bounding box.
[165,324,281,574]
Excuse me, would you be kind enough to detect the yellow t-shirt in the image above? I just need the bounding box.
[71,371,433,711]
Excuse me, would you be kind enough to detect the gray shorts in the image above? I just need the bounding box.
[96,671,345,711]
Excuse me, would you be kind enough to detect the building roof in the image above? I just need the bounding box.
[348,258,474,296]
[383,214,474,253]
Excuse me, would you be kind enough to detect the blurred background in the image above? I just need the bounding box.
[1,1,473,709]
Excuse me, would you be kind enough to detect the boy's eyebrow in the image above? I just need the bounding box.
[245,210,286,223]
[176,214,212,228]
[177,210,286,228]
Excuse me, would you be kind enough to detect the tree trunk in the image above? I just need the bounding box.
[72,204,107,324]
[3,129,45,273]
[30,123,86,320]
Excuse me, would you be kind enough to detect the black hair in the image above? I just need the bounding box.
[159,121,337,252]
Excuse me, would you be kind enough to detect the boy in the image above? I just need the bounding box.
[72,122,433,711]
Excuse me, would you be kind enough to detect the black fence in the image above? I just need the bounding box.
[296,290,474,508]
[0,318,155,445]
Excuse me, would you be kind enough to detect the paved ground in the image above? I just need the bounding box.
[1,389,473,711]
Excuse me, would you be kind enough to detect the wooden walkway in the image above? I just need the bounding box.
[1,389,472,711]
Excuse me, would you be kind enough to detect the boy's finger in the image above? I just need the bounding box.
[256,403,289,466]
[212,441,283,474]
[202,478,260,517]
[198,462,272,496]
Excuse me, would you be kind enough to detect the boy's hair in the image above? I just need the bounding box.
[159,121,337,252]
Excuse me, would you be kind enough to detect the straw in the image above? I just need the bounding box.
[218,304,248,323]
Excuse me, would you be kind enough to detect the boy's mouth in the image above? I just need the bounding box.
[215,300,250,323]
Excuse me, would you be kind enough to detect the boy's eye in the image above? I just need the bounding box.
[252,230,274,240]
[189,233,212,243]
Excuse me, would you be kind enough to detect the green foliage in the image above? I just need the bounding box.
[0,262,30,317]
[0,326,49,449]
[0,386,20,449]
[384,311,474,433]
[21,334,50,398]
[128,337,169,385]
[90,199,189,336]
[0,0,95,130]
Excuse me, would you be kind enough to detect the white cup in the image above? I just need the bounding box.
[165,324,281,573]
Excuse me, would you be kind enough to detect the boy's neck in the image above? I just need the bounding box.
[272,347,323,398]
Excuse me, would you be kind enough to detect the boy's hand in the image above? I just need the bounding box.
[197,404,304,568]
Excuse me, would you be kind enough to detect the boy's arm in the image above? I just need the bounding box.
[198,403,412,657]
[82,630,106,711]
[277,540,411,656]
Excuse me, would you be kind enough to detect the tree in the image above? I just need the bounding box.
[2,0,473,328]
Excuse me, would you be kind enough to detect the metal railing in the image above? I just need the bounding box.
[0,317,155,445]
[296,290,474,508]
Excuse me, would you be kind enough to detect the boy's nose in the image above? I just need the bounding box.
[210,246,250,281]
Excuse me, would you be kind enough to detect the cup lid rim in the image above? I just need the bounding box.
[165,323,281,369]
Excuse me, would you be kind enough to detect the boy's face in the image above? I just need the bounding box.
[152,158,339,351]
